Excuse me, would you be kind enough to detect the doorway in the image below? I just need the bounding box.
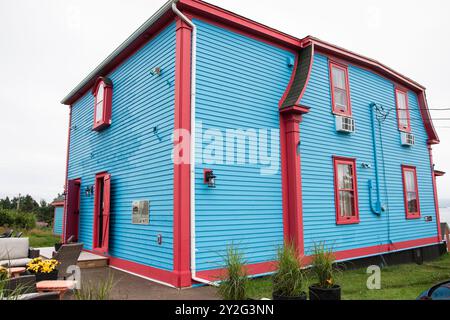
[64,179,81,243]
[93,172,111,254]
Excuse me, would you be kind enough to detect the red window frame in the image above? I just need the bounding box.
[333,156,359,225]
[401,165,421,219]
[329,61,352,117]
[92,77,113,131]
[395,88,411,133]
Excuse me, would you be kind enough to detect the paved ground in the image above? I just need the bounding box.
[66,267,219,300]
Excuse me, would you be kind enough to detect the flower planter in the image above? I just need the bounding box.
[272,291,308,301]
[309,285,341,301]
[31,270,58,282]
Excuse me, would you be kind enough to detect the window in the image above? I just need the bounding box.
[395,88,411,132]
[92,77,113,131]
[402,165,420,219]
[333,156,359,224]
[329,61,352,116]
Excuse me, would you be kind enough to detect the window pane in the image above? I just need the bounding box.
[95,102,103,122]
[399,108,409,128]
[405,171,416,192]
[332,67,346,90]
[397,92,406,108]
[407,192,418,213]
[334,88,348,109]
[96,83,104,102]
[338,163,353,189]
[397,92,409,128]
[339,191,355,217]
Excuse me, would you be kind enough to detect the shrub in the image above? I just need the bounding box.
[0,209,36,230]
[218,245,248,300]
[310,243,338,288]
[14,211,36,229]
[272,244,305,297]
[0,209,14,227]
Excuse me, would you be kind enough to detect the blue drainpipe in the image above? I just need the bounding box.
[369,103,383,216]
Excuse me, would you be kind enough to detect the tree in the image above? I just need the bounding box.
[0,196,12,210]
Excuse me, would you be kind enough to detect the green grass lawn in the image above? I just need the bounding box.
[0,226,60,248]
[247,253,450,300]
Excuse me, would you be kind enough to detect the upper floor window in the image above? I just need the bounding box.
[93,77,113,131]
[395,88,411,132]
[333,156,359,225]
[329,61,352,116]
[402,165,420,219]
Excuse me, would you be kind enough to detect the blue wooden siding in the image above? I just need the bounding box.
[300,53,438,256]
[53,207,63,235]
[67,23,176,270]
[193,19,295,271]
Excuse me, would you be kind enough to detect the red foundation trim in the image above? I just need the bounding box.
[173,17,193,288]
[196,237,440,281]
[109,255,176,287]
[196,261,277,282]
[333,236,440,262]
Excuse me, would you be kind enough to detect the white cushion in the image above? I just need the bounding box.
[0,238,29,260]
[0,258,31,267]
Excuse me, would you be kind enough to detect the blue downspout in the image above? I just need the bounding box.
[369,103,382,216]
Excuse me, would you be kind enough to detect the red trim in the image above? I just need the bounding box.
[196,261,277,282]
[92,78,113,131]
[51,201,65,207]
[329,60,352,117]
[435,170,445,177]
[62,107,72,243]
[395,88,411,133]
[401,165,421,219]
[279,111,304,256]
[303,37,439,143]
[108,255,177,287]
[428,146,442,241]
[197,237,440,281]
[329,236,440,262]
[178,0,299,51]
[173,17,192,288]
[333,156,360,225]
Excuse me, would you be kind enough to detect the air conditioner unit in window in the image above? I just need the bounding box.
[335,115,355,133]
[401,132,415,146]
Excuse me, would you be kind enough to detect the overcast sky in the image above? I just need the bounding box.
[0,0,449,204]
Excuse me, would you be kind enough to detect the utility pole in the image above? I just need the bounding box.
[17,193,21,211]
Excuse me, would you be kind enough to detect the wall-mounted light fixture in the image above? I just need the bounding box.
[150,67,162,76]
[85,185,94,197]
[204,169,216,188]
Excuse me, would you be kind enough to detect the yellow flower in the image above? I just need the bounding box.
[326,278,333,286]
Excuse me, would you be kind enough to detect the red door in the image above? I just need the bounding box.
[64,179,80,243]
[93,173,111,254]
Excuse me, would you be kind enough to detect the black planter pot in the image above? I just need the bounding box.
[309,285,341,301]
[272,291,308,301]
[31,270,58,282]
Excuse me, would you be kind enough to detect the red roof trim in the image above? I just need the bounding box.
[301,36,439,144]
[178,0,300,50]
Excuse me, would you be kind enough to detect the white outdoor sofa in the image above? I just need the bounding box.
[0,238,40,267]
